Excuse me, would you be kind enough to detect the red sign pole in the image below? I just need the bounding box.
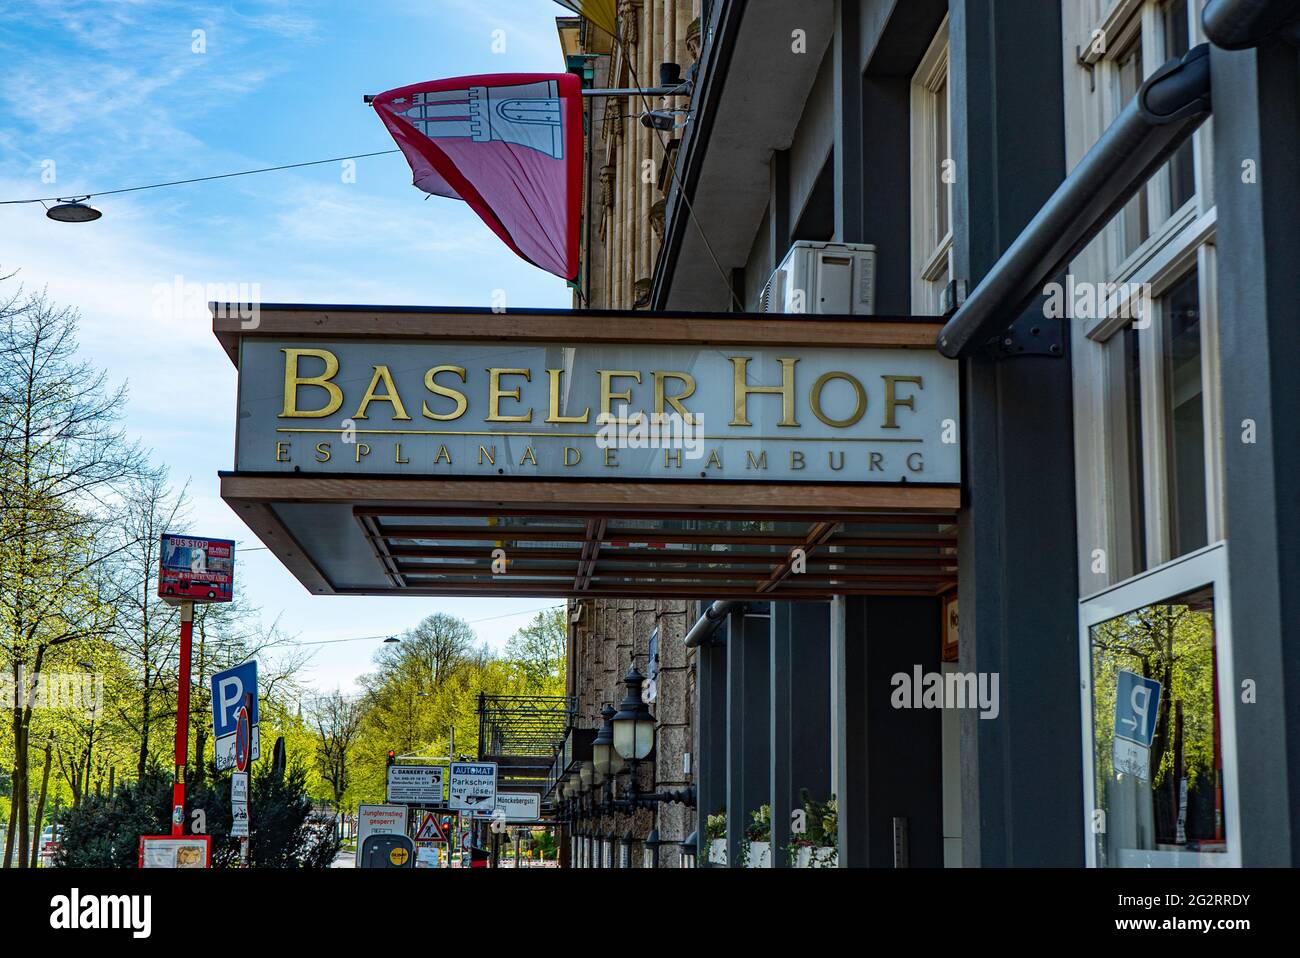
[171,599,194,836]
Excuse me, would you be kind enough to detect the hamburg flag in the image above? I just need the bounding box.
[371,73,583,280]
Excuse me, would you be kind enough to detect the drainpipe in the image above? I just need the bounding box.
[1202,0,1300,49]
[683,601,741,648]
[937,44,1212,359]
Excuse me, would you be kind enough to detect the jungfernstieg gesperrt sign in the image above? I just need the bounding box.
[234,340,960,484]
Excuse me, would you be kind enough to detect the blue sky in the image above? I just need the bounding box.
[0,0,575,693]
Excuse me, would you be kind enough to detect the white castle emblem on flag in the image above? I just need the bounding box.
[392,80,564,160]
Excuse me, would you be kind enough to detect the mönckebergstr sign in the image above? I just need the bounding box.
[235,340,960,484]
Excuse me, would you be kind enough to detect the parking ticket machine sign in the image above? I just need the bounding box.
[211,661,260,772]
[449,762,497,811]
[159,534,234,603]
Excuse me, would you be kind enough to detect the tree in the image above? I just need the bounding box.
[54,760,340,868]
[505,609,567,692]
[0,280,149,867]
[310,690,363,809]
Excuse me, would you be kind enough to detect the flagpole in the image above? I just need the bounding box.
[362,85,691,104]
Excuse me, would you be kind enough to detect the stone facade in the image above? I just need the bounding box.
[562,1,704,868]
[569,596,693,866]
[575,0,700,311]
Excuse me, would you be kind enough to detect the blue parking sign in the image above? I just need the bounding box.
[1114,669,1161,748]
[211,661,259,770]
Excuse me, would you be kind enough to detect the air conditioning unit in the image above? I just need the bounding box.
[760,240,878,315]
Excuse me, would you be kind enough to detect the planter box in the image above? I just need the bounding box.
[744,841,771,868]
[795,845,838,868]
[708,838,727,866]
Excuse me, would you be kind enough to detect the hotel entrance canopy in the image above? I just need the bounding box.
[214,305,960,601]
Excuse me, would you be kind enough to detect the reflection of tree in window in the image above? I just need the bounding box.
[1090,586,1224,864]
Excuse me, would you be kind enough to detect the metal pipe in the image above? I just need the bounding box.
[580,84,691,97]
[937,44,1212,359]
[683,600,740,648]
[1202,0,1300,49]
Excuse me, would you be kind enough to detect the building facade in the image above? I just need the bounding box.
[554,0,1300,867]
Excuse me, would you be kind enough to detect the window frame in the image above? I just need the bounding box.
[1071,0,1221,585]
[1093,0,1208,286]
[1077,540,1240,868]
[909,16,952,316]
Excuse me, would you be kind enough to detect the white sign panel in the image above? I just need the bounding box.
[236,340,961,484]
[386,765,445,804]
[448,762,497,811]
[415,845,441,869]
[472,791,541,822]
[355,804,409,867]
[231,771,250,838]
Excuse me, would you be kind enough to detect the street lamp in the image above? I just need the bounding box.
[591,704,623,777]
[644,827,662,869]
[679,830,698,868]
[611,665,655,763]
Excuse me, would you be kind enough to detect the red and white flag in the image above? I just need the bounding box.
[372,73,582,280]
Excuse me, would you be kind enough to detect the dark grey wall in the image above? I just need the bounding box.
[770,601,832,865]
[861,596,944,866]
[725,607,771,863]
[949,0,1084,866]
[1210,41,1300,867]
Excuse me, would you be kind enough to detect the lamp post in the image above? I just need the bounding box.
[611,665,655,768]
[679,830,698,868]
[644,827,662,869]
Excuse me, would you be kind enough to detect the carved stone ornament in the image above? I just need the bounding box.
[649,198,666,241]
[685,17,701,62]
[602,95,625,142]
[599,164,616,210]
[618,0,641,48]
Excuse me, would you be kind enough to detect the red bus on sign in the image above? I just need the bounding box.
[158,534,235,603]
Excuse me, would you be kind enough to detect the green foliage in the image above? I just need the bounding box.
[55,765,173,868]
[504,609,567,693]
[704,809,725,842]
[53,760,339,869]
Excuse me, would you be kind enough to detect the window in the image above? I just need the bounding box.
[1079,543,1239,867]
[910,18,952,316]
[1115,36,1148,258]
[1161,272,1207,557]
[1070,0,1219,588]
[1110,265,1216,575]
[1102,0,1200,269]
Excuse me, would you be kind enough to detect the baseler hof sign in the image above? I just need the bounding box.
[234,340,960,484]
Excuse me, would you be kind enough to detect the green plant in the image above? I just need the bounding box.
[704,809,726,842]
[745,804,771,842]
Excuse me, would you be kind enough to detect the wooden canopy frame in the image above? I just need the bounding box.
[216,305,960,600]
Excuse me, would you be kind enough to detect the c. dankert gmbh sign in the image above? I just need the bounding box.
[234,340,960,484]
